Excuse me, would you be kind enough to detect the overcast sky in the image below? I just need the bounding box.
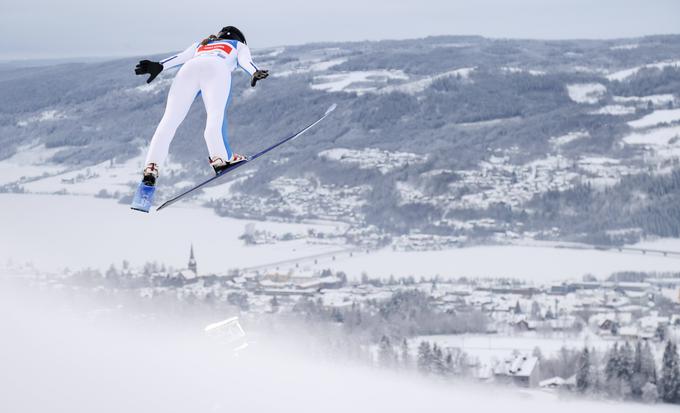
[1,0,678,60]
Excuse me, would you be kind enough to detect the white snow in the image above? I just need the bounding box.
[5,192,679,282]
[623,125,680,146]
[0,143,70,185]
[549,131,589,147]
[303,244,680,282]
[628,109,680,129]
[14,150,186,197]
[566,83,606,104]
[274,57,347,77]
[414,331,612,362]
[318,147,425,173]
[0,194,343,273]
[16,110,68,127]
[590,105,636,116]
[613,94,675,106]
[632,237,680,251]
[381,67,476,95]
[501,67,546,76]
[607,60,680,81]
[257,47,285,58]
[3,286,672,413]
[610,43,639,51]
[133,77,172,94]
[310,70,409,94]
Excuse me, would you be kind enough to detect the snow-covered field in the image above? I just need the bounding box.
[623,125,680,146]
[2,194,679,281]
[287,241,680,282]
[319,147,426,173]
[566,83,606,104]
[0,194,342,274]
[628,109,680,129]
[590,105,636,116]
[413,331,613,361]
[0,144,70,185]
[550,131,589,147]
[381,67,476,94]
[310,69,409,94]
[309,67,475,95]
[607,60,680,81]
[613,94,675,107]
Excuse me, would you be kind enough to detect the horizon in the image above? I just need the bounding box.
[1,0,679,60]
[1,32,679,66]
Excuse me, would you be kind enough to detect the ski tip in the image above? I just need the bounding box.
[325,103,337,116]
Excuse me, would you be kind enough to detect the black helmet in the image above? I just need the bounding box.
[218,26,246,44]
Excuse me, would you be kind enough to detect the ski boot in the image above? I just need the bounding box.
[142,163,159,186]
[210,154,247,175]
[131,163,159,213]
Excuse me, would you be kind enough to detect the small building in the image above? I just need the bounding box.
[493,355,540,388]
[539,376,566,389]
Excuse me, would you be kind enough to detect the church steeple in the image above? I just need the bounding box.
[188,244,197,275]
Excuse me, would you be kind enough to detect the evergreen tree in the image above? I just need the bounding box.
[269,295,280,312]
[514,300,522,314]
[641,382,659,404]
[618,341,635,398]
[576,347,591,393]
[545,307,555,320]
[445,352,454,375]
[431,344,445,375]
[656,325,668,342]
[400,339,411,369]
[530,301,541,320]
[378,335,396,369]
[659,341,680,403]
[605,343,622,398]
[642,341,658,385]
[631,340,657,400]
[631,340,645,399]
[417,341,432,374]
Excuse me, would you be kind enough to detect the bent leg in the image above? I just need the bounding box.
[200,71,233,161]
[144,68,200,166]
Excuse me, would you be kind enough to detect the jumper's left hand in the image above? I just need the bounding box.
[251,70,269,87]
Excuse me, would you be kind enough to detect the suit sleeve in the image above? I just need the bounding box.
[237,43,259,76]
[159,43,198,70]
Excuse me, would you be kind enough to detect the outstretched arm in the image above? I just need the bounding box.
[237,43,268,87]
[134,43,197,84]
[159,43,198,70]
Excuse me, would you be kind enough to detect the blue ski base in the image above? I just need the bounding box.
[130,182,156,213]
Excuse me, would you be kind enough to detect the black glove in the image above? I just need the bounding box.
[135,60,164,84]
[250,69,269,87]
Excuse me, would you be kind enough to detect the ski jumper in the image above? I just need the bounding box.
[144,40,259,166]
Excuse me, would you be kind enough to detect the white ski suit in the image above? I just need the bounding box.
[144,39,259,167]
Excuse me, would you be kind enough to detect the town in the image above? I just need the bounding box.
[10,242,680,403]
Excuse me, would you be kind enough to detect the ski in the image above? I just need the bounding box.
[155,103,336,212]
[130,182,156,213]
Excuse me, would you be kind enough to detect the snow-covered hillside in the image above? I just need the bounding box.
[3,285,675,413]
[2,34,680,245]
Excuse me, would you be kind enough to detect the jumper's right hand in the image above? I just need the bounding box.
[250,69,269,87]
[135,60,164,84]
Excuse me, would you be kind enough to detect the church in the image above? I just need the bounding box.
[176,244,198,280]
